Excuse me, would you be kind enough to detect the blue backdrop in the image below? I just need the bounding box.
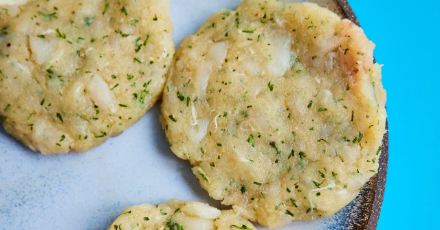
[349,0,440,229]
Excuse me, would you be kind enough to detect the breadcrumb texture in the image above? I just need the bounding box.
[0,0,174,154]
[107,199,256,230]
[161,0,386,228]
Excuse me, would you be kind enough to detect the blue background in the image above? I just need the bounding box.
[349,0,440,229]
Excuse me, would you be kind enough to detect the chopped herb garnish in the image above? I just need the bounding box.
[95,132,107,138]
[376,146,382,155]
[37,34,45,39]
[318,108,327,112]
[168,115,177,122]
[143,35,150,46]
[247,134,255,147]
[139,90,148,104]
[358,133,363,143]
[55,28,66,39]
[199,171,209,182]
[240,184,246,194]
[288,150,294,159]
[268,81,274,91]
[285,210,294,217]
[102,3,109,15]
[4,104,11,111]
[56,113,63,124]
[332,172,341,184]
[133,58,142,63]
[217,143,222,147]
[0,26,9,35]
[230,225,252,230]
[127,74,134,80]
[84,17,94,26]
[307,101,313,108]
[290,198,298,208]
[119,104,127,107]
[166,221,183,230]
[176,91,185,101]
[254,182,262,186]
[242,29,256,33]
[313,181,323,188]
[121,6,127,16]
[351,110,354,121]
[153,14,158,21]
[111,83,119,90]
[38,11,58,20]
[143,217,149,221]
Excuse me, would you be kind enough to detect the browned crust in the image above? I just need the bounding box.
[335,1,388,229]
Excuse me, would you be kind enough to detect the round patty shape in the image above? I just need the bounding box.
[161,0,386,228]
[107,199,256,230]
[0,0,173,154]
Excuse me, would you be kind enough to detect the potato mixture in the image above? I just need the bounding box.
[161,0,386,228]
[0,0,174,154]
[107,199,256,230]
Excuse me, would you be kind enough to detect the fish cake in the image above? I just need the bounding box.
[107,199,256,230]
[161,0,386,228]
[0,0,174,154]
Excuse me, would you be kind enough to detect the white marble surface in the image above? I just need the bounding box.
[0,0,356,229]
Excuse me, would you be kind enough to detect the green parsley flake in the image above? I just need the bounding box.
[168,115,177,122]
[102,3,109,15]
[199,171,209,182]
[242,29,256,33]
[56,113,63,124]
[176,91,185,101]
[290,198,298,208]
[268,81,274,91]
[121,6,127,16]
[247,134,255,147]
[230,225,252,230]
[55,28,66,39]
[38,11,58,20]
